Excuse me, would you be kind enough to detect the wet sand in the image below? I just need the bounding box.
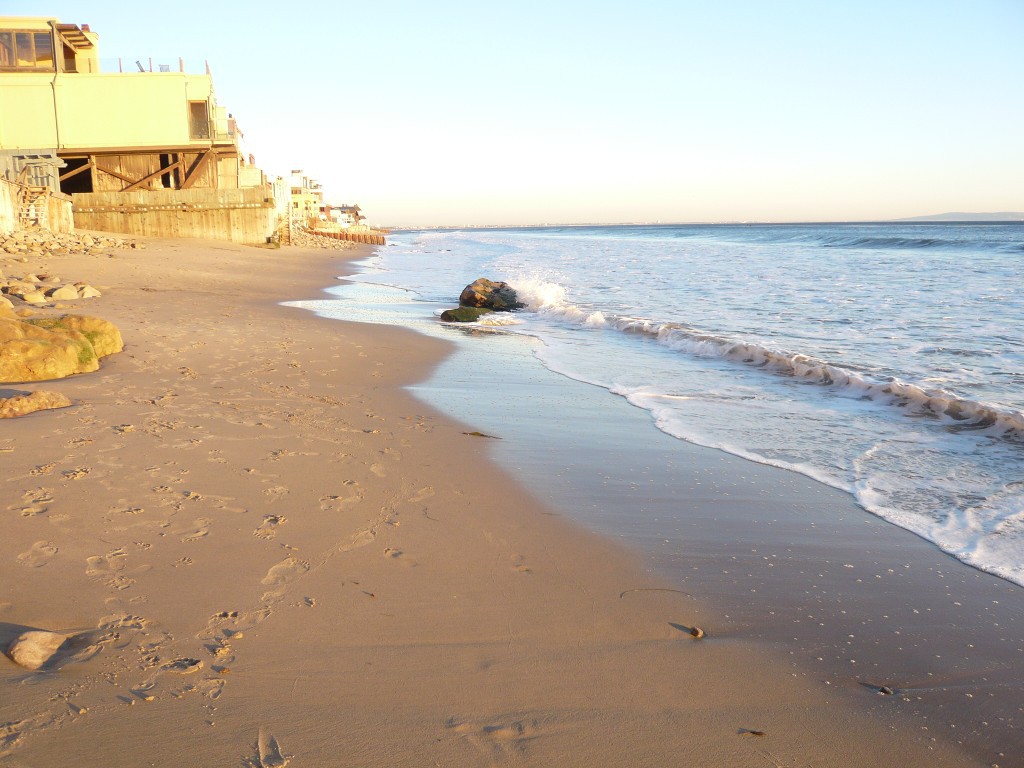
[0,235,1011,766]
[409,341,1024,766]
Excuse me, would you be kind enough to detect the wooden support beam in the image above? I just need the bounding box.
[124,165,170,192]
[94,163,139,186]
[59,160,94,182]
[180,149,213,190]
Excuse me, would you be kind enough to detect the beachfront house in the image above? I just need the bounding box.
[328,204,365,229]
[289,169,324,229]
[0,16,275,243]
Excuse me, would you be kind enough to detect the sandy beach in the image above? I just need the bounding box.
[0,236,1015,766]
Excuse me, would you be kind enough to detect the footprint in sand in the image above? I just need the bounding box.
[338,528,376,553]
[260,557,310,593]
[97,613,151,642]
[86,549,135,590]
[261,557,309,586]
[408,486,435,503]
[205,636,235,661]
[255,727,290,768]
[253,515,287,540]
[447,717,539,763]
[10,487,53,517]
[203,607,271,641]
[30,462,56,476]
[61,467,90,480]
[510,555,533,574]
[369,463,387,478]
[262,486,289,503]
[198,678,225,700]
[86,550,126,577]
[17,541,58,567]
[319,483,363,513]
[175,519,212,542]
[383,547,417,567]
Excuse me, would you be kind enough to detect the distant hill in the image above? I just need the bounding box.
[897,212,1024,222]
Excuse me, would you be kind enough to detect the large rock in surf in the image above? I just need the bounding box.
[458,278,523,311]
[0,314,123,383]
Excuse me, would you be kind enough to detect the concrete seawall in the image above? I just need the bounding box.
[72,186,276,245]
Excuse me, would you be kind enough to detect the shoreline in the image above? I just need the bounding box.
[317,252,1024,765]
[0,235,1005,765]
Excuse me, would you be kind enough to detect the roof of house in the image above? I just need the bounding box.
[55,23,96,50]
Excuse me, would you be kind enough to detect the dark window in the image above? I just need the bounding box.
[14,32,32,66]
[33,32,53,68]
[0,29,56,70]
[0,32,13,67]
[189,101,211,140]
[59,158,94,195]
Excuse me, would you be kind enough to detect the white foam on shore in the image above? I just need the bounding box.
[323,225,1024,588]
[509,276,1024,440]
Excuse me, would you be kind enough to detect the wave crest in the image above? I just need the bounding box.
[508,278,1024,440]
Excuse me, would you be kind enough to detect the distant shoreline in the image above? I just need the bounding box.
[389,216,1024,232]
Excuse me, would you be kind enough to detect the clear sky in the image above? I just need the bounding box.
[5,0,1023,226]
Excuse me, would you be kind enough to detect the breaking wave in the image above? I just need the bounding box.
[511,279,1024,440]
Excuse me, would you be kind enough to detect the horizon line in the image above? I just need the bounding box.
[383,214,1024,231]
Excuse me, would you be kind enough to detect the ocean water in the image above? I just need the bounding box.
[305,223,1024,586]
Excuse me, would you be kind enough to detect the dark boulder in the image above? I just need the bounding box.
[458,278,523,311]
[440,306,494,323]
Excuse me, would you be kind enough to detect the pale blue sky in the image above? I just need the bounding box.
[5,0,1023,226]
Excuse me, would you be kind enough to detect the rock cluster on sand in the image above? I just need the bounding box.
[0,229,140,261]
[290,228,356,250]
[440,277,524,322]
[1,271,104,308]
[0,308,123,383]
[6,630,67,670]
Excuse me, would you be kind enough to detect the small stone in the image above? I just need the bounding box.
[17,290,48,305]
[78,285,102,299]
[689,626,705,639]
[6,630,67,670]
[46,285,79,301]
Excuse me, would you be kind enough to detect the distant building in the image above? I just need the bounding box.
[0,16,275,243]
[289,169,323,228]
[327,204,365,229]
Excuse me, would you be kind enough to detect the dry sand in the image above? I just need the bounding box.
[0,235,1000,766]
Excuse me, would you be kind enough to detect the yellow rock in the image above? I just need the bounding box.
[29,315,123,358]
[0,390,73,418]
[0,315,122,383]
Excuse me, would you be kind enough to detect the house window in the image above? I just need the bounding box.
[0,30,55,70]
[189,101,211,140]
